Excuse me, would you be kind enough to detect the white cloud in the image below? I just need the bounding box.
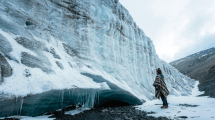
[120,0,215,62]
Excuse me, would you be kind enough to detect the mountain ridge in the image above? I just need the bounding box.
[170,47,215,97]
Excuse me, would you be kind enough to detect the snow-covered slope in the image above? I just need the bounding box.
[0,0,195,116]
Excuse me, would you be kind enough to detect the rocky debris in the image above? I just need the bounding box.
[178,104,199,107]
[178,116,188,119]
[48,106,169,120]
[0,53,13,78]
[25,21,34,26]
[45,105,77,116]
[147,111,156,114]
[50,47,61,59]
[56,61,64,70]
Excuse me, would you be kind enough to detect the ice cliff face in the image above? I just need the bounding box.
[0,0,195,116]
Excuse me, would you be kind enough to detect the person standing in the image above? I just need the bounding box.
[153,68,170,108]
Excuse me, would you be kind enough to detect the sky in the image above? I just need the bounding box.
[119,0,215,63]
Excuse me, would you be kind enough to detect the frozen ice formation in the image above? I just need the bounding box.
[0,0,195,117]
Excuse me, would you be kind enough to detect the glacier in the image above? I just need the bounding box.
[0,0,195,117]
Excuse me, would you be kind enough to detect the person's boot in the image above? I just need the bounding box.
[161,106,166,108]
[165,104,169,108]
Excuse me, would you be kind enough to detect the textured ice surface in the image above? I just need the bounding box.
[0,0,195,116]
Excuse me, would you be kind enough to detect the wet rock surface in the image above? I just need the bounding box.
[49,106,169,120]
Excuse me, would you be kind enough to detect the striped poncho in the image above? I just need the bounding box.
[153,74,170,99]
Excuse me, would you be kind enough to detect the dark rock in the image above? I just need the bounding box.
[0,53,13,78]
[56,61,64,70]
[50,47,61,59]
[147,111,156,114]
[0,34,12,56]
[178,116,188,118]
[25,21,34,26]
[21,52,53,74]
[15,37,47,51]
[178,104,199,107]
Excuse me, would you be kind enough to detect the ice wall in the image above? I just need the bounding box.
[0,0,195,116]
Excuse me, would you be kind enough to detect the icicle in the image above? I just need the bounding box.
[61,91,64,115]
[98,90,99,107]
[94,90,97,105]
[72,89,74,97]
[16,98,19,116]
[19,98,24,116]
[86,93,90,107]
[82,90,85,107]
[92,90,95,107]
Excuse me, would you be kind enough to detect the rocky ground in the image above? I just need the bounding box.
[46,106,169,120]
[0,106,169,120]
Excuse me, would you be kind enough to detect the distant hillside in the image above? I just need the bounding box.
[170,47,215,97]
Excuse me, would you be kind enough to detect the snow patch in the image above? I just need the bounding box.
[199,54,207,59]
[65,107,91,115]
[175,59,185,65]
